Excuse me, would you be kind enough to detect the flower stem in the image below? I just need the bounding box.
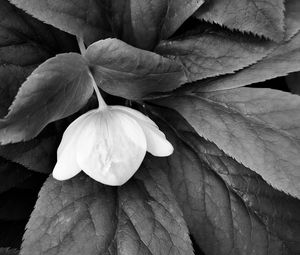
[91,78,107,110]
[77,36,86,55]
[77,36,107,110]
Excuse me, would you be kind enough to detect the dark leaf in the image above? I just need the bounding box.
[0,157,31,193]
[189,31,300,92]
[21,165,193,255]
[155,31,275,83]
[155,88,300,198]
[0,135,57,173]
[85,38,186,99]
[194,0,285,41]
[149,105,300,255]
[0,0,77,167]
[0,53,94,144]
[8,0,112,44]
[112,0,204,49]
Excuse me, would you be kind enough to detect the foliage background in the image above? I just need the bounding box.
[0,0,299,254]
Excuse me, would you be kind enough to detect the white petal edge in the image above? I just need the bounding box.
[111,105,157,127]
[57,110,97,158]
[53,110,96,180]
[76,110,147,186]
[113,106,174,156]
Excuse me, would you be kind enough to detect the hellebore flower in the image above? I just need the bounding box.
[52,81,173,186]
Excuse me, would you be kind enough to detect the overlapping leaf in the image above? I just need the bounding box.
[85,38,186,99]
[194,0,285,41]
[21,165,193,255]
[149,106,300,255]
[0,136,57,174]
[0,0,78,169]
[190,31,300,92]
[155,31,275,83]
[112,0,204,49]
[0,53,94,144]
[155,88,300,198]
[197,88,300,138]
[9,0,112,44]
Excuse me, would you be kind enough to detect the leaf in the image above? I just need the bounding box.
[0,248,19,255]
[149,106,300,255]
[111,159,193,255]
[0,157,32,193]
[85,38,186,99]
[0,0,51,119]
[155,88,300,198]
[8,0,112,45]
[21,167,193,255]
[155,31,275,83]
[112,0,204,50]
[194,0,285,41]
[285,0,300,40]
[191,31,300,92]
[0,135,57,173]
[286,72,300,95]
[0,0,78,167]
[21,174,117,255]
[196,88,300,138]
[0,53,94,144]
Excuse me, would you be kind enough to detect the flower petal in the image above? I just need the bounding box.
[57,110,97,158]
[76,110,147,186]
[111,105,157,127]
[113,106,173,156]
[53,110,96,180]
[137,124,174,156]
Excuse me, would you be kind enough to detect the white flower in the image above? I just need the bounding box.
[52,102,173,186]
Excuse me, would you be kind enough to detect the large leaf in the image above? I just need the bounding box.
[196,88,300,138]
[194,0,285,41]
[112,0,204,50]
[155,31,274,83]
[0,135,57,173]
[21,166,193,255]
[0,53,94,144]
[0,0,77,169]
[155,88,300,198]
[9,0,112,44]
[0,0,50,119]
[85,38,186,99]
[191,31,300,92]
[150,106,300,255]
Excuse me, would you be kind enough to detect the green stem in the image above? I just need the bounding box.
[91,77,107,110]
[77,36,86,55]
[77,36,107,110]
